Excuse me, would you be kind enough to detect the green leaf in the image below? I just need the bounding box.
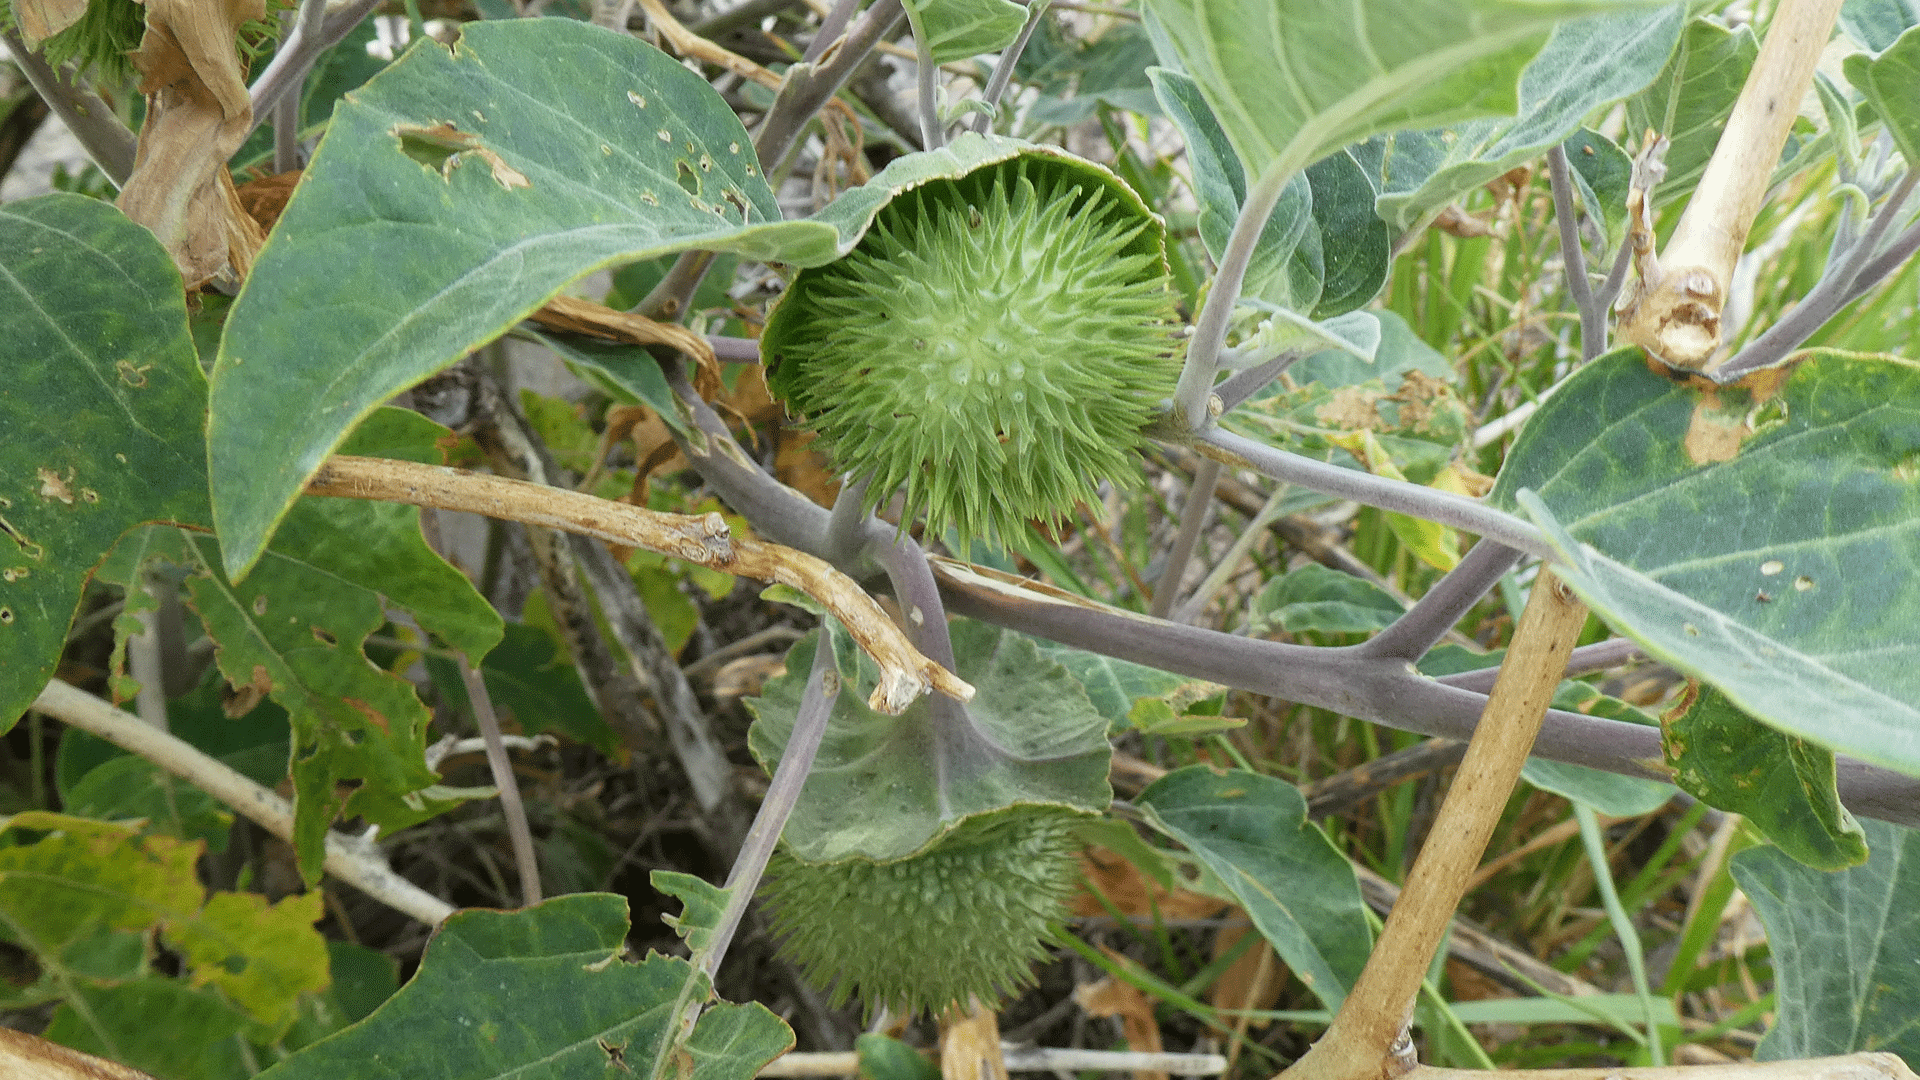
[1305,149,1392,319]
[856,1034,942,1080]
[1251,563,1405,635]
[1841,0,1919,53]
[1140,0,1655,186]
[0,812,330,1039]
[256,894,793,1080]
[1625,15,1758,202]
[1135,767,1371,1013]
[1844,24,1920,167]
[652,869,728,954]
[1148,67,1315,308]
[1563,127,1634,250]
[210,18,839,579]
[1022,21,1162,126]
[428,622,620,758]
[1734,818,1920,1064]
[904,0,1026,65]
[527,328,691,436]
[1491,350,1920,777]
[0,195,211,730]
[45,979,253,1080]
[746,622,1111,863]
[1371,7,1682,233]
[62,755,233,850]
[1665,682,1867,870]
[1031,638,1223,734]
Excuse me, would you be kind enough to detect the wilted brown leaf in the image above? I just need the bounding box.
[117,0,267,287]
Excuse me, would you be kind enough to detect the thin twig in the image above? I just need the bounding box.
[248,0,383,131]
[1193,427,1551,560]
[1150,459,1219,619]
[1172,168,1296,429]
[1281,571,1587,1080]
[33,680,455,926]
[1215,350,1304,414]
[306,455,972,711]
[762,1048,1228,1077]
[1168,481,1285,625]
[822,475,872,568]
[800,0,861,63]
[1715,168,1920,381]
[1,28,136,185]
[459,660,543,907]
[970,0,1048,135]
[1547,144,1604,360]
[704,633,840,979]
[913,28,942,150]
[1359,541,1524,662]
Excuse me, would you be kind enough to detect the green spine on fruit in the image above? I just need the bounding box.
[758,807,1081,1016]
[763,152,1179,544]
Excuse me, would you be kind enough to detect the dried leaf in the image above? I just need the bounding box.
[1209,926,1282,1019]
[937,1003,1006,1080]
[12,0,90,46]
[1073,964,1167,1080]
[1071,846,1229,921]
[118,0,267,286]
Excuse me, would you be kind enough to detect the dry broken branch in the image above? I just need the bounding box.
[305,455,973,712]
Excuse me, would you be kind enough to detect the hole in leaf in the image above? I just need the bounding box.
[0,608,12,624]
[675,160,700,196]
[313,627,338,646]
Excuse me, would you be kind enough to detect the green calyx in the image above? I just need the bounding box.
[758,807,1082,1016]
[764,151,1179,545]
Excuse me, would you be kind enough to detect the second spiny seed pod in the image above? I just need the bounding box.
[763,138,1181,544]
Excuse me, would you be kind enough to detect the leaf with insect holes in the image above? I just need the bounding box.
[0,195,211,731]
[211,18,841,580]
[1493,350,1920,778]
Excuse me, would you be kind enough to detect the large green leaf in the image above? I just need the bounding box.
[1844,24,1920,167]
[1371,6,1684,232]
[1032,638,1222,735]
[1734,818,1920,1064]
[1251,563,1404,635]
[210,17,839,579]
[1492,350,1920,776]
[746,621,1111,863]
[1136,767,1371,1013]
[0,194,210,729]
[257,894,793,1080]
[1665,682,1867,869]
[45,980,253,1080]
[1140,0,1653,186]
[1624,15,1758,202]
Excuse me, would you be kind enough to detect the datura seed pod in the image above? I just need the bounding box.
[757,807,1082,1016]
[763,143,1180,544]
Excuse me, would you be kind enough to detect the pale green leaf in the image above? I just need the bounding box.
[1032,638,1223,734]
[1372,6,1683,232]
[1844,24,1920,167]
[1840,0,1920,52]
[747,622,1111,863]
[1136,767,1371,1013]
[1734,818,1920,1063]
[1493,350,1920,776]
[1141,0,1656,185]
[1625,15,1759,202]
[0,195,209,730]
[905,0,1026,64]
[210,18,840,579]
[1251,563,1403,635]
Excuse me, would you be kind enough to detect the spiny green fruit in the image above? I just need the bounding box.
[758,807,1082,1016]
[763,151,1180,544]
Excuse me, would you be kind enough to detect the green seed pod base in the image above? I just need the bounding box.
[758,808,1082,1016]
[764,154,1179,545]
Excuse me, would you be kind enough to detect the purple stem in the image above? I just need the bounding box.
[705,632,841,979]
[1196,427,1552,560]
[1359,540,1524,662]
[1215,350,1305,414]
[1150,458,1219,620]
[249,0,382,130]
[1716,169,1920,382]
[1435,637,1642,694]
[1547,144,1604,360]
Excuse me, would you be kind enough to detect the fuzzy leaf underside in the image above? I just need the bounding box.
[1493,351,1920,778]
[210,17,837,579]
[1734,819,1920,1063]
[1141,0,1665,187]
[746,622,1111,864]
